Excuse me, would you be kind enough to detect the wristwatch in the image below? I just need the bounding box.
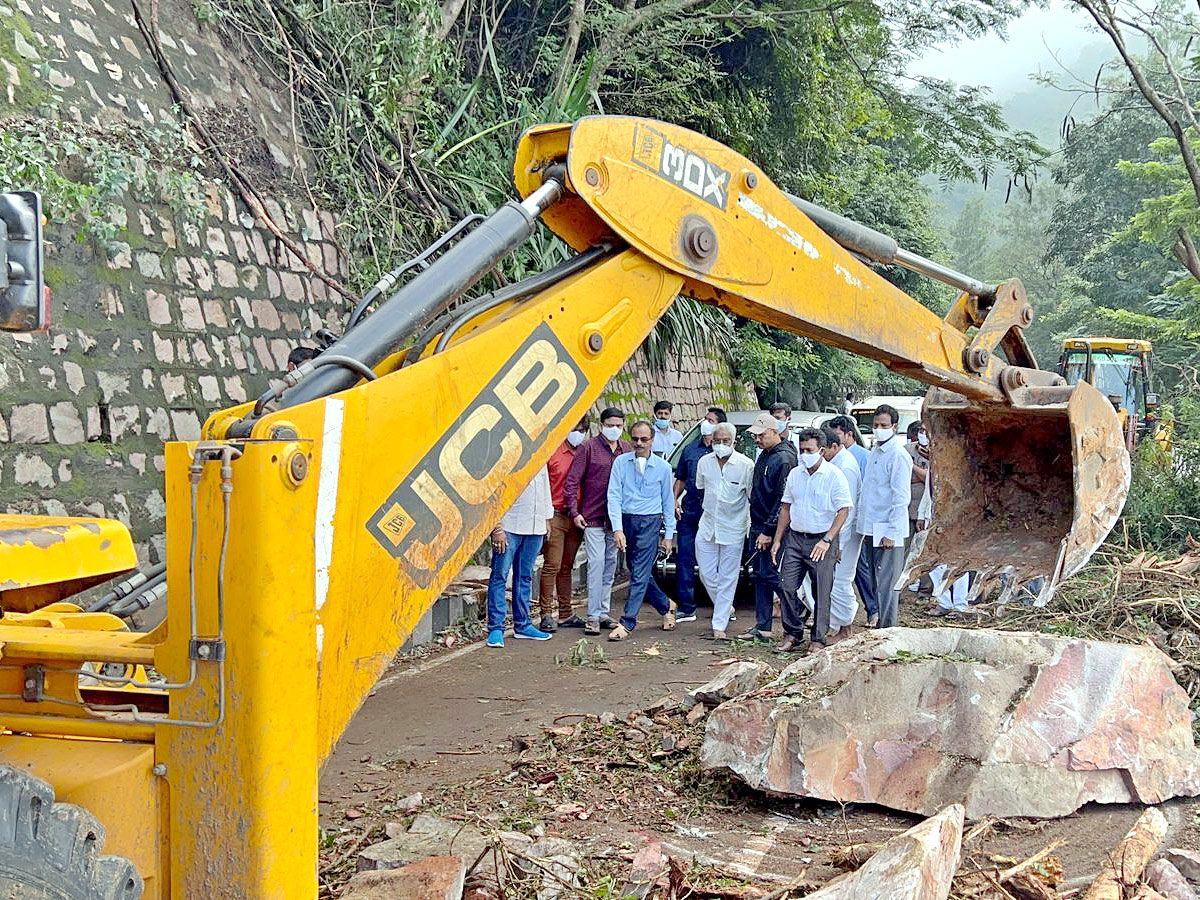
[822,534,834,543]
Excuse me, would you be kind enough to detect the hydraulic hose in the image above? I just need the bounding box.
[87,562,167,612]
[274,175,564,408]
[110,575,166,618]
[405,243,615,364]
[251,354,379,419]
[344,213,485,331]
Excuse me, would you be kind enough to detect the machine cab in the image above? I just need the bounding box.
[1057,338,1155,450]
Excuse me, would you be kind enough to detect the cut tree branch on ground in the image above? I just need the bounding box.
[129,0,359,303]
[1081,807,1168,900]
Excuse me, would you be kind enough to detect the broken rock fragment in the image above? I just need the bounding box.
[1166,849,1200,883]
[341,855,465,899]
[805,804,963,900]
[685,660,767,707]
[1146,859,1199,900]
[358,813,487,871]
[702,628,1200,817]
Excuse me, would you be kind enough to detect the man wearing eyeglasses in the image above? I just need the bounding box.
[606,420,677,641]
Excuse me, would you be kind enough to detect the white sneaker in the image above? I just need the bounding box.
[676,613,698,624]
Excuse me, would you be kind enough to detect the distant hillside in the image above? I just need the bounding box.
[926,39,1117,226]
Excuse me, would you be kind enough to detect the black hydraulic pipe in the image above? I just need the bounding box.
[277,178,563,409]
[87,562,167,612]
[432,244,615,354]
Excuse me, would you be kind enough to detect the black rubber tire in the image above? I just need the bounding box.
[0,765,143,899]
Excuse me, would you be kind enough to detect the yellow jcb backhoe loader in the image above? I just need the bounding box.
[0,117,1129,898]
[1058,337,1169,452]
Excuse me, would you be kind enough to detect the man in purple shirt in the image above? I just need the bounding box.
[565,407,631,635]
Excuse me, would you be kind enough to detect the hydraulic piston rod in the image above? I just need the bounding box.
[786,194,994,298]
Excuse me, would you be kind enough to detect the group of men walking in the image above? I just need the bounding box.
[484,399,918,652]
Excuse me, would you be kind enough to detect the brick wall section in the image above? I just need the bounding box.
[0,0,755,565]
[0,190,350,564]
[600,350,757,427]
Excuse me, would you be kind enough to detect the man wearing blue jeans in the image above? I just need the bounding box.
[607,421,677,641]
[486,467,554,648]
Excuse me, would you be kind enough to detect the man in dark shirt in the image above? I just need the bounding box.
[565,407,632,635]
[672,406,726,622]
[744,411,797,640]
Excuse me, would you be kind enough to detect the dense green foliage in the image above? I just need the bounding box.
[196,0,1045,402]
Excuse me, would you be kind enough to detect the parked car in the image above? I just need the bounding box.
[653,409,866,605]
[849,395,923,446]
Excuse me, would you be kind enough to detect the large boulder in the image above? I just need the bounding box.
[701,628,1200,818]
[805,805,963,900]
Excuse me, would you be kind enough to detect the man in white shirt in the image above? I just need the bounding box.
[771,428,852,651]
[820,426,862,639]
[651,400,683,457]
[486,467,554,649]
[856,404,913,628]
[693,422,753,640]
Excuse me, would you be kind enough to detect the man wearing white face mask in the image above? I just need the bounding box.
[540,414,591,631]
[905,421,929,541]
[819,426,862,640]
[693,421,752,639]
[651,400,683,457]
[769,401,799,455]
[672,406,725,623]
[771,428,852,651]
[857,404,913,628]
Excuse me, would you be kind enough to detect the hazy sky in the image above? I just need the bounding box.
[909,1,1099,93]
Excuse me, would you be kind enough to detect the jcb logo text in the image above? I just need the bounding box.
[367,324,587,586]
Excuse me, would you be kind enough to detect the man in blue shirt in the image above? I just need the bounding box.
[829,416,868,472]
[651,400,683,457]
[672,406,726,622]
[608,421,677,640]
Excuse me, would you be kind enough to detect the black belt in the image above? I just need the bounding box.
[795,530,829,540]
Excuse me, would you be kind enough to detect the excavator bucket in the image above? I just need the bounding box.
[907,379,1131,600]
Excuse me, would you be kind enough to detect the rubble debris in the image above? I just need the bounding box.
[340,855,465,899]
[396,791,424,812]
[1082,807,1168,900]
[952,839,1063,899]
[685,660,768,708]
[804,804,963,900]
[645,695,679,715]
[1146,859,1199,900]
[463,833,582,899]
[1166,849,1200,883]
[625,837,667,899]
[702,628,1200,817]
[358,813,488,872]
